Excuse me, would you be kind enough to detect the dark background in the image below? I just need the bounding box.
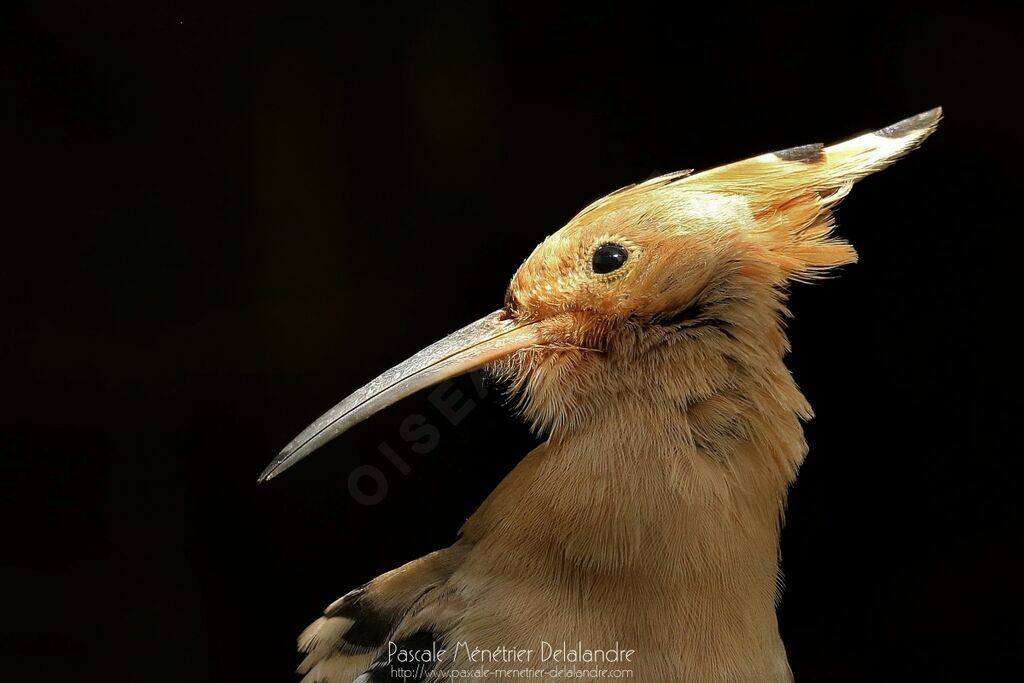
[4,1,1021,681]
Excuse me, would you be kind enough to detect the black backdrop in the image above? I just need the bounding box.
[4,2,1022,681]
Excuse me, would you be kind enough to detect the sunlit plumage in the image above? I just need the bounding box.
[262,109,941,682]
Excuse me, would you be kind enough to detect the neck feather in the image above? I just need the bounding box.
[461,294,806,679]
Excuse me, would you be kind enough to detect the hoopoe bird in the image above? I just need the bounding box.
[260,109,941,682]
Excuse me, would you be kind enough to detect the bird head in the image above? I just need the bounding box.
[259,109,939,482]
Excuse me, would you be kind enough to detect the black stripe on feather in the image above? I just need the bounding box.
[325,586,400,651]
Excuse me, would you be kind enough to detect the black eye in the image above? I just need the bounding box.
[591,243,629,274]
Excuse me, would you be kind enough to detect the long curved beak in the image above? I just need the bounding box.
[258,310,539,482]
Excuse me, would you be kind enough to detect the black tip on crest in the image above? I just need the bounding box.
[875,107,942,138]
[774,143,825,163]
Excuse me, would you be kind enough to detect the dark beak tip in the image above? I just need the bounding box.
[257,458,285,484]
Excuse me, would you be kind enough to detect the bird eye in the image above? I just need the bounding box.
[591,243,629,274]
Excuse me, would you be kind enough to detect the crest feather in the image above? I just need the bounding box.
[687,108,942,280]
[682,107,942,197]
